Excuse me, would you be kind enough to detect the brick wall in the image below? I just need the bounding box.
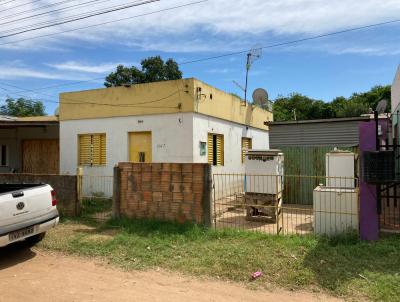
[0,173,79,216]
[116,163,212,225]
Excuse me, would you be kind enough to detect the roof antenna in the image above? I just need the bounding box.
[244,45,262,106]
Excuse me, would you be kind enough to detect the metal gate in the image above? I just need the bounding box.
[77,173,113,221]
[378,112,400,231]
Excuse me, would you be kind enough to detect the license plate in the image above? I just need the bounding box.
[9,226,34,242]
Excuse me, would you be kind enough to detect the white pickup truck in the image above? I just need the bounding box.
[0,184,59,248]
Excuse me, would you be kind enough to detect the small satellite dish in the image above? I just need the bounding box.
[376,99,387,114]
[252,88,269,108]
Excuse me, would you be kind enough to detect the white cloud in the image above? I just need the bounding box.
[0,0,399,54]
[46,61,129,73]
[0,63,92,81]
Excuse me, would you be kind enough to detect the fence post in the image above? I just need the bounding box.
[112,165,121,219]
[76,167,83,215]
[202,164,212,228]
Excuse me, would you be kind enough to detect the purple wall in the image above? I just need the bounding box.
[359,120,381,241]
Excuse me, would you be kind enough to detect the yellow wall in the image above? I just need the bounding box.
[192,79,272,130]
[59,79,195,121]
[59,78,272,130]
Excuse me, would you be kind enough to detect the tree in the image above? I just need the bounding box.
[0,98,46,117]
[273,85,391,121]
[104,56,182,87]
[273,93,334,122]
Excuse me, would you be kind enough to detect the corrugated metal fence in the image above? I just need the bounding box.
[276,146,359,205]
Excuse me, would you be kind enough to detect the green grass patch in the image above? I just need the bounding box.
[81,198,112,216]
[40,218,400,301]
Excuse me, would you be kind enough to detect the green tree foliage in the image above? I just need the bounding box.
[0,98,46,117]
[273,85,391,121]
[104,56,182,87]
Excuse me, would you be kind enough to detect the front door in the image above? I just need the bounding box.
[129,132,152,163]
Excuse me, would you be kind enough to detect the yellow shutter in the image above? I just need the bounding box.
[241,137,252,163]
[216,134,224,166]
[78,133,106,166]
[100,134,107,165]
[92,134,101,165]
[78,135,91,165]
[207,133,213,164]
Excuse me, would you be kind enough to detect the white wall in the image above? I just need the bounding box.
[392,65,400,113]
[60,113,194,176]
[60,112,270,178]
[192,113,270,174]
[0,125,59,173]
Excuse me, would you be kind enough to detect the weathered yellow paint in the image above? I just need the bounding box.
[129,131,152,163]
[59,78,272,130]
[192,79,272,130]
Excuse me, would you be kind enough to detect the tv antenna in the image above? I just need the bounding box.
[242,45,262,105]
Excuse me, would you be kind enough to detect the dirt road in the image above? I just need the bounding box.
[0,243,340,302]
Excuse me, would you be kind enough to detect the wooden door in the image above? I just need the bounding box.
[22,139,59,174]
[129,132,152,163]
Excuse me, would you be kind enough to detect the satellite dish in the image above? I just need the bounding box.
[252,88,269,108]
[376,99,387,114]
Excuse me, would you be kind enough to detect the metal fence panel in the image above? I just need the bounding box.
[213,173,359,236]
[276,146,358,204]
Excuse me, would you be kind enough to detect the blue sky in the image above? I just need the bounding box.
[0,0,399,115]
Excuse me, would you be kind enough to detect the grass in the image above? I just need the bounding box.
[39,217,400,302]
[80,198,112,216]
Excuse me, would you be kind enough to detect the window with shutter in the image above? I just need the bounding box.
[241,137,252,163]
[78,133,106,166]
[207,133,224,166]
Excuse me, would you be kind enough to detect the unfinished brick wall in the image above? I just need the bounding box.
[116,163,212,225]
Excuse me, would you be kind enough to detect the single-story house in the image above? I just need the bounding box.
[59,78,273,176]
[0,115,59,174]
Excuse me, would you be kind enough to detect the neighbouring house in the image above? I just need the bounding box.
[268,116,371,148]
[0,115,59,174]
[59,78,272,177]
[392,65,400,143]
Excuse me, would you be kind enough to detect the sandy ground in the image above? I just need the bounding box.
[0,243,341,302]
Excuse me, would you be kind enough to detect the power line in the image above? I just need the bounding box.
[0,0,109,27]
[0,81,182,108]
[0,0,20,5]
[5,15,399,95]
[0,0,207,47]
[0,0,160,39]
[179,18,400,65]
[0,0,145,35]
[0,0,42,14]
[0,0,84,22]
[0,0,21,6]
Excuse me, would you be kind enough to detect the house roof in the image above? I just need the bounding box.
[59,78,272,130]
[0,115,59,127]
[267,116,371,126]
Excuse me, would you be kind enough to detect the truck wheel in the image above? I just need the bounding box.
[25,233,46,247]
